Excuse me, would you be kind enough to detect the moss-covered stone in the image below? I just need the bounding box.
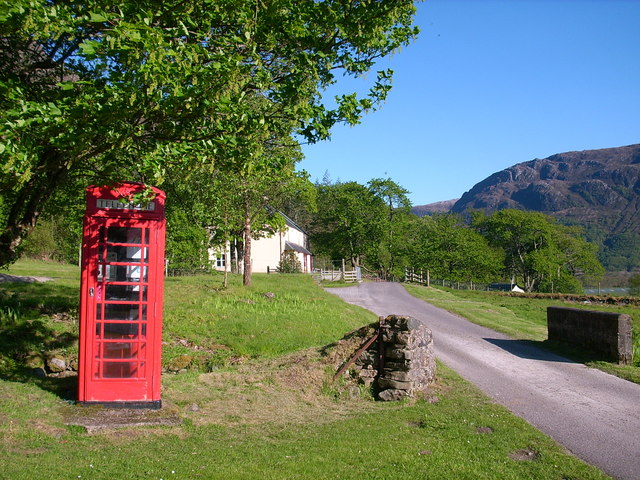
[166,354,193,372]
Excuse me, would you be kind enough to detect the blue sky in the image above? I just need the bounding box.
[299,0,640,205]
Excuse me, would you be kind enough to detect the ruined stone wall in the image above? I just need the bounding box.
[354,315,436,401]
[547,306,633,365]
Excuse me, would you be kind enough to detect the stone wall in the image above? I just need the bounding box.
[547,306,633,365]
[353,315,436,401]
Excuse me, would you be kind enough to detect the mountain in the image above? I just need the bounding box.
[411,199,458,216]
[450,144,640,271]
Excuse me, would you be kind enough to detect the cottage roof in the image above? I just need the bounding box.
[285,241,312,256]
[279,211,307,235]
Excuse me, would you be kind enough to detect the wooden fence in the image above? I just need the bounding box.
[312,267,361,283]
[404,268,488,291]
[405,268,430,286]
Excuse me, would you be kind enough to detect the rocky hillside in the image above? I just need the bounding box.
[450,144,640,271]
[411,199,458,216]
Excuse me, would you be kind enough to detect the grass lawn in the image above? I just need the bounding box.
[0,260,612,479]
[404,283,640,383]
[163,272,374,361]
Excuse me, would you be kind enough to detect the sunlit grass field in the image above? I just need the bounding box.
[0,260,612,479]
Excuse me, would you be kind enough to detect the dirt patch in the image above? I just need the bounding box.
[508,448,540,461]
[178,350,373,428]
[167,325,390,429]
[476,426,494,434]
[62,324,403,434]
[28,417,67,438]
[64,405,182,434]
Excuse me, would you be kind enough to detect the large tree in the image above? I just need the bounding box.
[367,177,412,278]
[161,136,311,287]
[0,0,418,266]
[311,181,387,268]
[409,214,503,284]
[474,209,604,293]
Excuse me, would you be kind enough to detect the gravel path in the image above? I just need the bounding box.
[326,282,640,480]
[0,273,53,283]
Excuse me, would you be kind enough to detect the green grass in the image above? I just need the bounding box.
[0,260,613,479]
[0,259,79,315]
[404,284,640,383]
[404,284,548,340]
[164,273,374,359]
[0,261,376,374]
[0,364,609,480]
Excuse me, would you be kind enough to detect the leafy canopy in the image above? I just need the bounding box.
[473,209,604,293]
[0,0,419,266]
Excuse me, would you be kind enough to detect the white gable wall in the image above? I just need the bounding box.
[250,232,282,273]
[209,220,312,273]
[284,225,305,246]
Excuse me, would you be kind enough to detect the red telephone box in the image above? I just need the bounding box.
[78,182,166,408]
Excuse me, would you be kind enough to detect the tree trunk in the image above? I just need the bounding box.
[222,237,229,289]
[243,222,252,287]
[243,209,252,287]
[236,239,245,274]
[229,239,237,274]
[0,149,67,266]
[221,216,230,288]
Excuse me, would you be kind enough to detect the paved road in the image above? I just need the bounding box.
[326,282,640,480]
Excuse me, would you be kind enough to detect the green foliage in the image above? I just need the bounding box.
[474,210,604,293]
[165,208,211,273]
[366,177,413,278]
[408,214,503,283]
[278,250,302,274]
[21,215,81,264]
[537,271,583,294]
[600,232,640,271]
[310,180,389,268]
[0,0,419,266]
[19,218,57,261]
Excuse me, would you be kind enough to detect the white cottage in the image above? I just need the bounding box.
[210,212,313,273]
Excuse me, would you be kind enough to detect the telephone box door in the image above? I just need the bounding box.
[78,184,165,407]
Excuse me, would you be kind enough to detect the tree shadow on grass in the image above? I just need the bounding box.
[0,282,79,401]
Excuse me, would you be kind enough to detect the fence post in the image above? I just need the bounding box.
[427,269,430,287]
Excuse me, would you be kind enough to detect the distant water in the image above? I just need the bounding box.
[583,287,630,295]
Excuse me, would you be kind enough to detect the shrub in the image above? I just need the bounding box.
[278,250,302,273]
[21,215,81,264]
